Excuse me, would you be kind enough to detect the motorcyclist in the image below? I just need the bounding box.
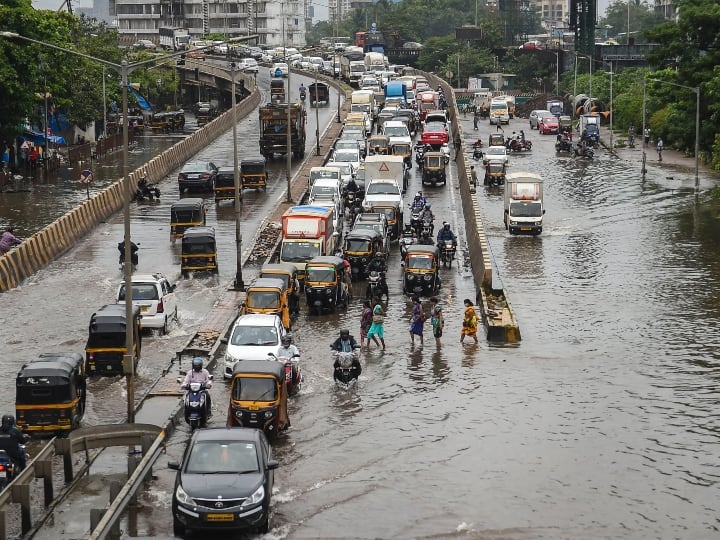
[299,83,306,98]
[331,329,362,382]
[436,222,457,247]
[0,415,28,470]
[345,175,359,194]
[420,202,434,232]
[410,191,426,212]
[181,357,213,416]
[117,240,139,266]
[276,334,301,384]
[366,251,387,274]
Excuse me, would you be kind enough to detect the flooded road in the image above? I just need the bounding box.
[4,97,720,539]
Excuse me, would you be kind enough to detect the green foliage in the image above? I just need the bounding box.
[598,0,665,44]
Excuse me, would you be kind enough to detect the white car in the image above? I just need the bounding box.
[116,273,177,334]
[382,120,412,146]
[331,148,362,172]
[362,179,402,211]
[271,62,289,77]
[482,145,509,165]
[329,161,356,187]
[237,57,259,73]
[223,313,286,378]
[529,109,552,129]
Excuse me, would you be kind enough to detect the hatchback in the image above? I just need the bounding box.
[178,161,217,192]
[116,273,178,334]
[538,115,560,135]
[224,313,286,378]
[529,109,552,130]
[169,427,279,536]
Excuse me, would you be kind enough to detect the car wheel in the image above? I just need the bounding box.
[257,512,270,534]
[172,516,185,538]
[160,317,167,336]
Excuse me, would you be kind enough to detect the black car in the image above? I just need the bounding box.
[169,427,278,536]
[178,160,218,192]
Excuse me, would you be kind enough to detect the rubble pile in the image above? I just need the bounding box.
[247,222,282,263]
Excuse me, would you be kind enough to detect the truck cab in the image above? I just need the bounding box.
[503,172,544,236]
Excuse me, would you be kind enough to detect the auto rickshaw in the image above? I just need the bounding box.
[421,151,447,186]
[368,135,390,155]
[308,82,330,107]
[270,79,285,103]
[170,198,206,241]
[241,277,291,330]
[181,226,218,277]
[559,115,572,134]
[226,360,289,440]
[196,107,212,126]
[402,245,441,296]
[365,202,402,241]
[305,255,349,314]
[15,352,87,435]
[85,304,142,376]
[259,262,300,316]
[391,141,413,171]
[484,161,506,186]
[148,112,171,133]
[488,133,505,147]
[241,157,268,190]
[214,166,236,204]
[343,229,384,280]
[168,110,186,132]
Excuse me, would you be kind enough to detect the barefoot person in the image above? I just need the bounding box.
[429,297,444,348]
[460,298,479,344]
[360,300,373,349]
[409,296,426,346]
[366,300,386,350]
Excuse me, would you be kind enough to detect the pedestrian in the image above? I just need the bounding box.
[473,110,479,131]
[460,298,478,344]
[657,138,664,161]
[470,165,478,187]
[366,300,386,350]
[360,300,373,349]
[429,296,444,347]
[409,296,426,346]
[644,127,650,145]
[0,227,23,254]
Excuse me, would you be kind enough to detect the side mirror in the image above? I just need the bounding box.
[168,461,180,470]
[220,337,228,345]
[266,459,280,470]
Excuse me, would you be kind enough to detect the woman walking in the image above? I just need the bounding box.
[366,300,386,350]
[460,298,479,344]
[360,300,373,349]
[409,296,426,346]
[429,297,444,347]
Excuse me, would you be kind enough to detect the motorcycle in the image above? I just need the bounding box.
[574,145,594,159]
[366,270,389,300]
[344,190,362,223]
[0,448,22,491]
[118,242,139,273]
[332,350,361,387]
[133,177,161,202]
[555,139,573,153]
[421,215,434,237]
[440,143,451,164]
[414,142,426,168]
[439,240,456,268]
[268,352,302,396]
[177,376,212,430]
[400,229,417,259]
[409,207,424,235]
[300,90,307,101]
[472,140,484,161]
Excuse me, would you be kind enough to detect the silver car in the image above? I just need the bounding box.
[529,109,552,130]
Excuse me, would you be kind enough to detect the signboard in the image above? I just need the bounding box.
[455,26,483,41]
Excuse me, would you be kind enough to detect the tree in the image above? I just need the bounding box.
[598,0,665,44]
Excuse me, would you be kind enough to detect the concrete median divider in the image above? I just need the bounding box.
[0,89,262,292]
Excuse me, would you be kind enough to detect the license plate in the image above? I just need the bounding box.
[520,227,532,231]
[206,513,234,522]
[140,305,149,312]
[0,471,6,478]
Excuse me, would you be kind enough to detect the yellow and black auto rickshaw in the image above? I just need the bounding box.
[241,158,268,190]
[484,161,506,186]
[241,277,292,330]
[270,79,285,103]
[15,352,87,435]
[259,262,300,316]
[343,229,384,280]
[488,133,505,147]
[390,141,413,170]
[402,245,441,296]
[85,304,142,376]
[226,360,289,440]
[170,198,206,241]
[304,255,349,314]
[421,151,447,186]
[148,112,171,133]
[196,107,212,126]
[365,202,402,241]
[368,135,390,155]
[214,166,236,204]
[180,226,218,277]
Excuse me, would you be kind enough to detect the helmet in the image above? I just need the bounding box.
[281,335,292,345]
[424,202,431,209]
[191,357,203,372]
[444,223,450,230]
[1,415,15,430]
[340,328,350,338]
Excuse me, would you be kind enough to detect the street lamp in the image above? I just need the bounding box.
[0,31,253,422]
[229,62,244,291]
[646,78,701,192]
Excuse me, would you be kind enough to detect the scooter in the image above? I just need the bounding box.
[300,90,307,102]
[400,229,417,259]
[439,240,456,268]
[0,450,17,491]
[177,376,213,430]
[472,141,484,160]
[118,242,139,273]
[414,142,426,168]
[409,207,424,236]
[332,350,361,387]
[133,177,161,202]
[366,270,389,300]
[440,143,451,164]
[268,352,302,396]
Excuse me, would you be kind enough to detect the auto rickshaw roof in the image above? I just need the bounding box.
[16,353,84,381]
[260,262,297,276]
[241,157,266,168]
[424,151,444,158]
[171,198,205,211]
[369,135,390,142]
[307,255,345,267]
[406,245,440,257]
[345,229,381,242]
[231,359,284,379]
[182,226,216,242]
[248,277,286,290]
[89,304,140,331]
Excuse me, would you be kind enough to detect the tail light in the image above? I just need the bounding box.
[157,299,164,313]
[201,172,210,179]
[0,465,6,472]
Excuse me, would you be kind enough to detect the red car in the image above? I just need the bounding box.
[538,116,559,135]
[420,121,449,145]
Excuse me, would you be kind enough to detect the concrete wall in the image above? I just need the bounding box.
[0,89,261,292]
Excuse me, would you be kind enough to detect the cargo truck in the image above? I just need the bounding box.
[503,172,544,235]
[259,102,307,159]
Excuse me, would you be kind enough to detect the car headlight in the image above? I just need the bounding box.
[234,410,243,419]
[509,220,518,226]
[407,274,415,281]
[264,411,273,418]
[176,484,196,505]
[424,274,433,281]
[326,288,332,294]
[243,485,265,507]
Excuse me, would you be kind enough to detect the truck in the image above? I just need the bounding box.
[503,172,544,236]
[279,206,339,285]
[364,52,386,73]
[384,81,407,107]
[350,90,376,119]
[159,27,190,51]
[340,48,365,85]
[258,102,307,159]
[546,99,564,117]
[363,154,405,184]
[489,98,510,125]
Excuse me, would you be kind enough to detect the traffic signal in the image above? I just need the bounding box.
[177,54,186,66]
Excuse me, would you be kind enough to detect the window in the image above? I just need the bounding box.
[232,377,277,401]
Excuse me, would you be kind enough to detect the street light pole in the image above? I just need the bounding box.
[230,63,244,291]
[641,79,647,177]
[314,69,320,156]
[286,60,293,204]
[102,66,108,139]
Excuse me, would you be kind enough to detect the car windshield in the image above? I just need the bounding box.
[366,183,398,195]
[534,111,551,117]
[306,266,336,283]
[345,238,371,252]
[118,283,158,301]
[384,126,409,137]
[311,170,340,181]
[425,122,445,132]
[510,201,543,218]
[186,441,259,474]
[487,147,505,155]
[247,291,280,309]
[232,377,277,402]
[280,241,320,262]
[311,185,337,197]
[333,163,352,175]
[407,255,434,269]
[334,151,358,162]
[230,325,279,346]
[181,163,208,173]
[542,117,557,124]
[354,223,383,235]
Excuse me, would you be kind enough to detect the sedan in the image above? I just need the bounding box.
[178,161,217,192]
[420,121,449,146]
[169,427,279,536]
[529,109,552,130]
[538,115,560,135]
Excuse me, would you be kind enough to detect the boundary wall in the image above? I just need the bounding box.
[0,89,261,292]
